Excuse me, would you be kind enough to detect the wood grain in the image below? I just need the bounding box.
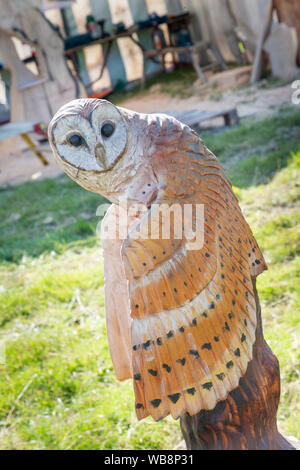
[180,277,295,450]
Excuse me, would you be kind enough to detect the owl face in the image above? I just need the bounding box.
[49,99,127,173]
[49,99,159,205]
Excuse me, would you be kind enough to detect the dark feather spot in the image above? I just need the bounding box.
[176,358,186,366]
[133,344,139,351]
[205,252,210,258]
[157,337,162,346]
[179,326,185,333]
[136,403,144,409]
[143,340,151,350]
[234,348,241,357]
[201,342,212,350]
[186,387,196,395]
[209,302,215,309]
[189,349,199,359]
[241,333,246,342]
[134,373,141,380]
[216,372,225,381]
[228,312,234,320]
[148,369,157,376]
[216,294,221,300]
[168,393,181,404]
[151,399,161,408]
[255,259,261,265]
[202,382,213,391]
[167,330,174,338]
[162,363,171,373]
[244,319,248,327]
[192,317,197,326]
[214,336,219,342]
[226,360,234,369]
[202,312,208,318]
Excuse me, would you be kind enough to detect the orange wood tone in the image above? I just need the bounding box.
[180,278,295,450]
[48,99,295,450]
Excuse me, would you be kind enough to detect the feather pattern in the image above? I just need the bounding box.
[48,100,267,422]
[121,118,266,421]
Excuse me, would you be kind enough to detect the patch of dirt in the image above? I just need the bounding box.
[0,80,294,188]
[0,137,61,188]
[121,81,293,119]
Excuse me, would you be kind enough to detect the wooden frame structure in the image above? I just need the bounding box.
[65,12,227,92]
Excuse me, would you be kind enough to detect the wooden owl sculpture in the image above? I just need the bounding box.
[48,99,268,423]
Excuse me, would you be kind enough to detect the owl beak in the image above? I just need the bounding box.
[94,143,107,170]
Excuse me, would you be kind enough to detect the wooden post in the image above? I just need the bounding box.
[180,277,295,450]
[251,0,274,83]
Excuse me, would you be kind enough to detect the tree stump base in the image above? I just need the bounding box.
[180,278,296,450]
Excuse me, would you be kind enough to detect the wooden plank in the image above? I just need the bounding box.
[0,122,37,141]
[158,108,239,128]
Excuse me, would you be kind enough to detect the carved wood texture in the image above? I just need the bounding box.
[180,277,295,450]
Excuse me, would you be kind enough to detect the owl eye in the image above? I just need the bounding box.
[101,122,115,138]
[68,134,85,147]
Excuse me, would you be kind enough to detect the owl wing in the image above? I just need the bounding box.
[121,146,267,421]
[102,204,146,381]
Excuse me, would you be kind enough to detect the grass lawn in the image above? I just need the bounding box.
[0,105,299,449]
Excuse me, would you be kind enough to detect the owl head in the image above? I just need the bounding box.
[48,98,159,205]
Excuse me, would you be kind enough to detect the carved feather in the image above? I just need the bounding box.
[48,100,267,422]
[120,117,267,421]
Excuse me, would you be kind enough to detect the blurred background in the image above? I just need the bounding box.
[0,0,299,450]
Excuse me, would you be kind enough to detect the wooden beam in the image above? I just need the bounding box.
[251,0,274,83]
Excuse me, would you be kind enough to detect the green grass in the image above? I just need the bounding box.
[202,105,300,187]
[0,177,106,262]
[110,66,198,104]
[0,107,299,449]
